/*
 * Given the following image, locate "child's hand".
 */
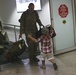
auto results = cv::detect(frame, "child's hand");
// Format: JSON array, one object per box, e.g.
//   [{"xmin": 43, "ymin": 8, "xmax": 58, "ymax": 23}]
[
  {"xmin": 34, "ymin": 39, "xmax": 38, "ymax": 43},
  {"xmin": 28, "ymin": 34, "xmax": 32, "ymax": 38},
  {"xmin": 28, "ymin": 34, "xmax": 38, "ymax": 43}
]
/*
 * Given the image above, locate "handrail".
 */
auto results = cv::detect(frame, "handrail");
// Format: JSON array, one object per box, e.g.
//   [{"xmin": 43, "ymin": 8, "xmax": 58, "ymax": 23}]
[
  {"xmin": 3, "ymin": 23, "xmax": 20, "ymax": 42},
  {"xmin": 3, "ymin": 23, "xmax": 20, "ymax": 27}
]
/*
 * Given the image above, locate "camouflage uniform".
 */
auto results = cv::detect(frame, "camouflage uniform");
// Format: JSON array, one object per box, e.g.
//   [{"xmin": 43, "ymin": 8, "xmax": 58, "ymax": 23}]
[{"xmin": 19, "ymin": 9, "xmax": 43, "ymax": 61}]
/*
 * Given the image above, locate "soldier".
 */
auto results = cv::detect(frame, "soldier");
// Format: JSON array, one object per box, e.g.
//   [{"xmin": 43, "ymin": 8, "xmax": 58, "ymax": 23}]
[{"xmin": 19, "ymin": 3, "xmax": 43, "ymax": 63}]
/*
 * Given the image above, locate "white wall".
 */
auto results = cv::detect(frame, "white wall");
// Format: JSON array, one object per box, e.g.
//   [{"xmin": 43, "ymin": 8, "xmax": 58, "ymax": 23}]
[{"xmin": 0, "ymin": 0, "xmax": 51, "ymax": 26}]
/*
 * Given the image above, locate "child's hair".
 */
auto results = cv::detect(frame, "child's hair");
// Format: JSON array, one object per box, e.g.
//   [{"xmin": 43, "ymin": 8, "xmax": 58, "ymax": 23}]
[{"xmin": 41, "ymin": 27, "xmax": 49, "ymax": 35}]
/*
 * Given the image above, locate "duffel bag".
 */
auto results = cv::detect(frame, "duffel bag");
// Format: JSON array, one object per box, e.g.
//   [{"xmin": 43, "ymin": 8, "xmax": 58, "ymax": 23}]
[
  {"xmin": 5, "ymin": 39, "xmax": 26, "ymax": 61},
  {"xmin": 35, "ymin": 25, "xmax": 56, "ymax": 39}
]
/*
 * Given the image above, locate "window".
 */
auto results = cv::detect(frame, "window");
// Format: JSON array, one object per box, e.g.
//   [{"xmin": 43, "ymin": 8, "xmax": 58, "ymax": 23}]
[{"xmin": 16, "ymin": 0, "xmax": 42, "ymax": 12}]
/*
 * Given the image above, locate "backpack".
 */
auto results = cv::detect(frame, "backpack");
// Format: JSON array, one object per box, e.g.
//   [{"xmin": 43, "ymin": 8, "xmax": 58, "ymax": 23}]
[
  {"xmin": 35, "ymin": 26, "xmax": 56, "ymax": 39},
  {"xmin": 5, "ymin": 39, "xmax": 26, "ymax": 61}
]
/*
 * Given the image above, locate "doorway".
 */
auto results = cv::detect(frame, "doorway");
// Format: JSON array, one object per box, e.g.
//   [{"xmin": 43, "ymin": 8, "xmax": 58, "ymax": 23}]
[{"xmin": 49, "ymin": 0, "xmax": 76, "ymax": 55}]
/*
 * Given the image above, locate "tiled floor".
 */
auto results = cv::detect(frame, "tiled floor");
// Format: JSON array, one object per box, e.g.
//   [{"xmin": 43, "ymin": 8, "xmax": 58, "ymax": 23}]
[
  {"xmin": 0, "ymin": 50, "xmax": 76, "ymax": 75},
  {"xmin": 1, "ymin": 26, "xmax": 76, "ymax": 75}
]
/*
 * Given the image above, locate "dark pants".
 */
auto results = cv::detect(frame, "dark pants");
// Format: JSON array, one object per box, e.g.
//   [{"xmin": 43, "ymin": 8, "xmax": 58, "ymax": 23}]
[{"xmin": 26, "ymin": 34, "xmax": 38, "ymax": 61}]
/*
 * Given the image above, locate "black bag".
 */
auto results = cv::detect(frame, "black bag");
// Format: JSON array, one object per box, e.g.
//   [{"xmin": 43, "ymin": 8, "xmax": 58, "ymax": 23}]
[
  {"xmin": 5, "ymin": 39, "xmax": 26, "ymax": 61},
  {"xmin": 35, "ymin": 29, "xmax": 42, "ymax": 39},
  {"xmin": 35, "ymin": 26, "xmax": 56, "ymax": 39},
  {"xmin": 35, "ymin": 26, "xmax": 44, "ymax": 39},
  {"xmin": 48, "ymin": 26, "xmax": 56, "ymax": 38},
  {"xmin": 51, "ymin": 28, "xmax": 56, "ymax": 38}
]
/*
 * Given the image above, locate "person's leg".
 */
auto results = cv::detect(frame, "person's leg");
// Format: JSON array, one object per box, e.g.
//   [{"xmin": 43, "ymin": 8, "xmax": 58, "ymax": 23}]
[
  {"xmin": 26, "ymin": 36, "xmax": 39, "ymax": 62},
  {"xmin": 40, "ymin": 52, "xmax": 46, "ymax": 69},
  {"xmin": 40, "ymin": 60, "xmax": 46, "ymax": 69},
  {"xmin": 49, "ymin": 59, "xmax": 58, "ymax": 70},
  {"xmin": 26, "ymin": 36, "xmax": 34, "ymax": 62},
  {"xmin": 32, "ymin": 33, "xmax": 40, "ymax": 61},
  {"xmin": 29, "ymin": 33, "xmax": 39, "ymax": 62},
  {"xmin": 47, "ymin": 53, "xmax": 58, "ymax": 70},
  {"xmin": 28, "ymin": 42, "xmax": 35, "ymax": 62},
  {"xmin": 33, "ymin": 43, "xmax": 39, "ymax": 62}
]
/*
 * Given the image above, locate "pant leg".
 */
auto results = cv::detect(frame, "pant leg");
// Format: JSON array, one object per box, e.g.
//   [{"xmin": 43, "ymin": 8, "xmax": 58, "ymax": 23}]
[{"xmin": 26, "ymin": 35, "xmax": 38, "ymax": 61}]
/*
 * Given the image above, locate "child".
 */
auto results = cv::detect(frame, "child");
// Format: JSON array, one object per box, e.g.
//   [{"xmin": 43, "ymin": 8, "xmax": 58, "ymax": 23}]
[{"xmin": 28, "ymin": 26, "xmax": 58, "ymax": 70}]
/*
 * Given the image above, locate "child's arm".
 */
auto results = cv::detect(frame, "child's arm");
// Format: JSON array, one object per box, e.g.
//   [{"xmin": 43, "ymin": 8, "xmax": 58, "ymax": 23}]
[{"xmin": 28, "ymin": 34, "xmax": 38, "ymax": 42}]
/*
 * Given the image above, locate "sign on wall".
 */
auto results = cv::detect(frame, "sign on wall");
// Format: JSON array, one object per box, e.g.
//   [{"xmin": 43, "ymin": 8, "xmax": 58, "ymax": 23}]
[
  {"xmin": 16, "ymin": 0, "xmax": 42, "ymax": 13},
  {"xmin": 58, "ymin": 4, "xmax": 68, "ymax": 18}
]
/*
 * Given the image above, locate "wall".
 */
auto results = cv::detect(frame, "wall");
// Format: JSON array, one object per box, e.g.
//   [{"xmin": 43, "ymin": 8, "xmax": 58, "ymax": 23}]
[{"xmin": 0, "ymin": 0, "xmax": 51, "ymax": 26}]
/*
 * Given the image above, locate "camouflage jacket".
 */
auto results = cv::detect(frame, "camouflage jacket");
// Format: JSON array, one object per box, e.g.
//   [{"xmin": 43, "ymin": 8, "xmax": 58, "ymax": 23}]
[{"xmin": 19, "ymin": 9, "xmax": 43, "ymax": 35}]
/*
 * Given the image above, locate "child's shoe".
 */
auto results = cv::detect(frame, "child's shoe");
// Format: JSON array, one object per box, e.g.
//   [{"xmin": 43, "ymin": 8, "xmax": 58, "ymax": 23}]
[{"xmin": 53, "ymin": 63, "xmax": 58, "ymax": 70}]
